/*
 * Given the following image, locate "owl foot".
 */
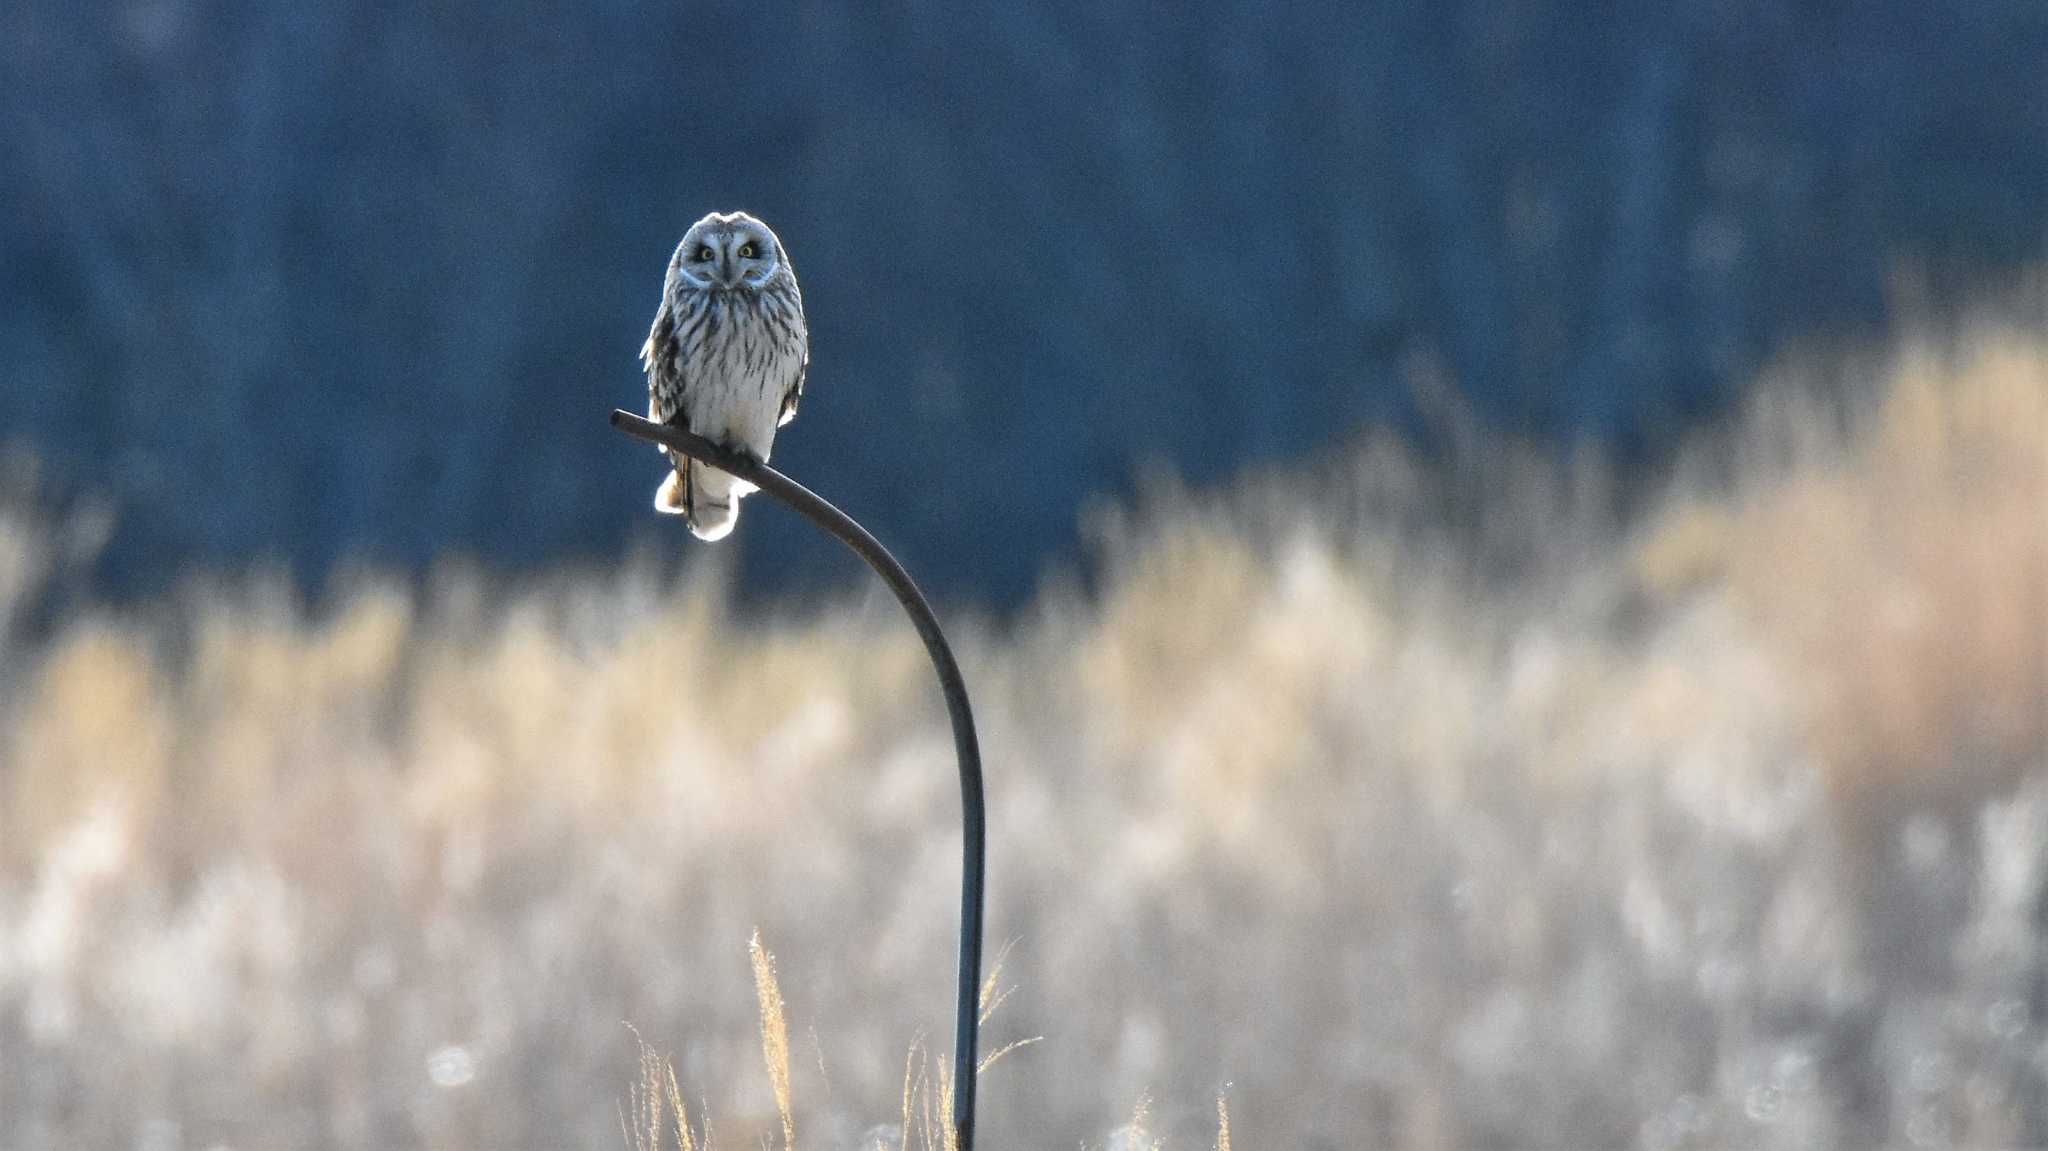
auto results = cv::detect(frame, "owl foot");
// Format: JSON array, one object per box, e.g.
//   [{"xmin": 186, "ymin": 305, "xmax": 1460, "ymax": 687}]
[{"xmin": 716, "ymin": 440, "xmax": 767, "ymax": 468}]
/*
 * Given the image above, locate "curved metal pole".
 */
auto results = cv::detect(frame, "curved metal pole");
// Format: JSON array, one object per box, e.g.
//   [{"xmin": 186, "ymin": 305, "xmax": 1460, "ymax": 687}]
[{"xmin": 609, "ymin": 410, "xmax": 986, "ymax": 1149}]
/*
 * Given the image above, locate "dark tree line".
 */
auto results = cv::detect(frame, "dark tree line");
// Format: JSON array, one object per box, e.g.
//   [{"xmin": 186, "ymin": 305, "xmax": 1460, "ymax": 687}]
[{"xmin": 4, "ymin": 2, "xmax": 2043, "ymax": 602}]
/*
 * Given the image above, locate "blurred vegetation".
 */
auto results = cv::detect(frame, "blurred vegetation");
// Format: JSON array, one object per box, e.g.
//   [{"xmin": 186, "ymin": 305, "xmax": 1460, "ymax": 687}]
[{"xmin": 0, "ymin": 312, "xmax": 2043, "ymax": 1147}]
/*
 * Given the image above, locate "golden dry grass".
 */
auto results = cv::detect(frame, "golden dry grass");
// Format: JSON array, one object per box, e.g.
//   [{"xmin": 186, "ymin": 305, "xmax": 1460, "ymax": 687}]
[
  {"xmin": 625, "ymin": 933, "xmax": 1060, "ymax": 1151},
  {"xmin": 0, "ymin": 308, "xmax": 2042, "ymax": 1147},
  {"xmin": 1641, "ymin": 320, "xmax": 2046, "ymax": 818},
  {"xmin": 749, "ymin": 929, "xmax": 796, "ymax": 1150}
]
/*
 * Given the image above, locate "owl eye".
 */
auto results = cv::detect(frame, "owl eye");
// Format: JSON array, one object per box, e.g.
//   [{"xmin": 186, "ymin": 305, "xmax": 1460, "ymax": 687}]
[
  {"xmin": 738, "ymin": 241, "xmax": 757, "ymax": 259},
  {"xmin": 696, "ymin": 245, "xmax": 716, "ymax": 262}
]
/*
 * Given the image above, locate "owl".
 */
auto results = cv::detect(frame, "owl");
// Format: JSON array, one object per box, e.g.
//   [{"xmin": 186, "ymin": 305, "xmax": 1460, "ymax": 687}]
[{"xmin": 640, "ymin": 210, "xmax": 809, "ymax": 540}]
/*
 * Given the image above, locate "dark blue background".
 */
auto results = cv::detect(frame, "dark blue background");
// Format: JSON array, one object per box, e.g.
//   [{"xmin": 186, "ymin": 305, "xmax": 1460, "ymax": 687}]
[{"xmin": 6, "ymin": 3, "xmax": 2043, "ymax": 603}]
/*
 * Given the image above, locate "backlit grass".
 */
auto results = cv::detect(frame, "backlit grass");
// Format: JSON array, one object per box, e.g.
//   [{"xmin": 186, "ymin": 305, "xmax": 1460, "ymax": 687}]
[{"xmin": 1, "ymin": 305, "xmax": 2042, "ymax": 1147}]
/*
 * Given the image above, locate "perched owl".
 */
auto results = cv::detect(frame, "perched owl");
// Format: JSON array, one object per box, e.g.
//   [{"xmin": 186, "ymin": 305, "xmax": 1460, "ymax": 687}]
[{"xmin": 641, "ymin": 211, "xmax": 809, "ymax": 540}]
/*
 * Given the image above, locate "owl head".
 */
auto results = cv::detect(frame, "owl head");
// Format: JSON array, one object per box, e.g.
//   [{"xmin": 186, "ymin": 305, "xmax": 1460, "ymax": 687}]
[{"xmin": 667, "ymin": 211, "xmax": 789, "ymax": 294}]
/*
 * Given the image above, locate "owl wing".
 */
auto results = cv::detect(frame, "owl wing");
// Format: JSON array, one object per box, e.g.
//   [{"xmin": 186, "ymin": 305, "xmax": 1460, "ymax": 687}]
[
  {"xmin": 642, "ymin": 295, "xmax": 694, "ymax": 480},
  {"xmin": 777, "ymin": 345, "xmax": 807, "ymax": 427},
  {"xmin": 643, "ymin": 296, "xmax": 681, "ymax": 414}
]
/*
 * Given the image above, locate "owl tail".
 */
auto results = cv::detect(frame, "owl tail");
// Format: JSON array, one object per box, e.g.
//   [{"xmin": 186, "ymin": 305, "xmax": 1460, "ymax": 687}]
[{"xmin": 654, "ymin": 459, "xmax": 740, "ymax": 541}]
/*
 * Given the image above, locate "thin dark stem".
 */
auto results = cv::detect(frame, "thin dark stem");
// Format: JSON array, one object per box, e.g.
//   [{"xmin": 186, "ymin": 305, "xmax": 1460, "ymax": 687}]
[{"xmin": 609, "ymin": 410, "xmax": 987, "ymax": 1150}]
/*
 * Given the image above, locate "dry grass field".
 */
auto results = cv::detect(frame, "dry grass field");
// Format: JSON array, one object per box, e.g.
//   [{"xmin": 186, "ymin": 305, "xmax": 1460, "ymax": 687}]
[{"xmin": 1, "ymin": 307, "xmax": 2043, "ymax": 1148}]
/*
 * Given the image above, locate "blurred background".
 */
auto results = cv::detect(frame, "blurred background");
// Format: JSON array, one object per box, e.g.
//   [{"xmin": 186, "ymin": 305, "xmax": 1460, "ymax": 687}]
[{"xmin": 2, "ymin": 3, "xmax": 2044, "ymax": 1148}]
